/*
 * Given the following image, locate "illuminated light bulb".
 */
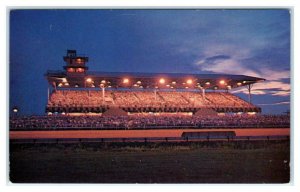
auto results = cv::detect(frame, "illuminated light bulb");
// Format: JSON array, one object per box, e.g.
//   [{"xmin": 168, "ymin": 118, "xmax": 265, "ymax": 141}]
[
  {"xmin": 159, "ymin": 78, "xmax": 165, "ymax": 84},
  {"xmin": 123, "ymin": 78, "xmax": 129, "ymax": 84},
  {"xmin": 187, "ymin": 79, "xmax": 193, "ymax": 84},
  {"xmin": 219, "ymin": 80, "xmax": 225, "ymax": 85}
]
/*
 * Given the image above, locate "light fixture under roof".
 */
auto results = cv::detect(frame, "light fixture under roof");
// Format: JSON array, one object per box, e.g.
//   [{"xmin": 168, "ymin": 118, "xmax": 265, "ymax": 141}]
[
  {"xmin": 159, "ymin": 78, "xmax": 165, "ymax": 84},
  {"xmin": 86, "ymin": 78, "xmax": 92, "ymax": 83},
  {"xmin": 186, "ymin": 79, "xmax": 193, "ymax": 84},
  {"xmin": 123, "ymin": 78, "xmax": 129, "ymax": 84}
]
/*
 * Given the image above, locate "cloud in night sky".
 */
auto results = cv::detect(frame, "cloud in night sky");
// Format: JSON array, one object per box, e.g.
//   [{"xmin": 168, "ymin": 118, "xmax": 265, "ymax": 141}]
[
  {"xmin": 256, "ymin": 101, "xmax": 290, "ymax": 106},
  {"xmin": 185, "ymin": 10, "xmax": 291, "ymax": 98},
  {"xmin": 195, "ymin": 52, "xmax": 290, "ymax": 96}
]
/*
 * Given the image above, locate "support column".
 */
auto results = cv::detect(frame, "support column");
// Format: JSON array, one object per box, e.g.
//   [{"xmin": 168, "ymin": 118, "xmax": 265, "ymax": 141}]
[
  {"xmin": 154, "ymin": 89, "xmax": 157, "ymax": 101},
  {"xmin": 53, "ymin": 82, "xmax": 57, "ymax": 92},
  {"xmin": 202, "ymin": 88, "xmax": 205, "ymax": 99},
  {"xmin": 47, "ymin": 86, "xmax": 50, "ymax": 103},
  {"xmin": 247, "ymin": 84, "xmax": 253, "ymax": 104},
  {"xmin": 102, "ymin": 87, "xmax": 105, "ymax": 101}
]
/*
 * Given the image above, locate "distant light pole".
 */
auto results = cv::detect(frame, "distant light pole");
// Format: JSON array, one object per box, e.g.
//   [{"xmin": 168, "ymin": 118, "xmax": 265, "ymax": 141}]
[
  {"xmin": 12, "ymin": 107, "xmax": 19, "ymax": 117},
  {"xmin": 100, "ymin": 83, "xmax": 106, "ymax": 103}
]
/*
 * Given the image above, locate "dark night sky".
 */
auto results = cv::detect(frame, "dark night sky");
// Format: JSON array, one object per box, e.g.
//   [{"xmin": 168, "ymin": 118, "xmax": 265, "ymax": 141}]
[{"xmin": 9, "ymin": 9, "xmax": 291, "ymax": 115}]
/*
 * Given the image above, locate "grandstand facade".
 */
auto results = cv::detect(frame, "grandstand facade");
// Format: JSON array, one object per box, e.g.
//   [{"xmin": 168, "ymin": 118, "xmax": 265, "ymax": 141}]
[{"xmin": 45, "ymin": 50, "xmax": 265, "ymax": 116}]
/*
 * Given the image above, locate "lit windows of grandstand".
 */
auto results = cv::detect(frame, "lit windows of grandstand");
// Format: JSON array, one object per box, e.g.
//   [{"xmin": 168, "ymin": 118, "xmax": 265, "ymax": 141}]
[{"xmin": 67, "ymin": 68, "xmax": 75, "ymax": 73}]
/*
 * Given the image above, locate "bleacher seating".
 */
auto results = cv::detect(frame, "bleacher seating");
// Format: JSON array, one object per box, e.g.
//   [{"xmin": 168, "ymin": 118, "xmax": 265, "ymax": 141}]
[{"xmin": 47, "ymin": 90, "xmax": 259, "ymax": 113}]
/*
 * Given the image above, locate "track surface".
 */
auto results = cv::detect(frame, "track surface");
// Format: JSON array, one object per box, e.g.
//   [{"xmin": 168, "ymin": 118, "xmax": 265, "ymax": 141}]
[{"xmin": 10, "ymin": 128, "xmax": 290, "ymax": 139}]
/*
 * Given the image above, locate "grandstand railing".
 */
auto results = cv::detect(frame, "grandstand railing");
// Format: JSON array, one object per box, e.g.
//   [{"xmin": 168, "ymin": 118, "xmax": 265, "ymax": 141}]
[
  {"xmin": 10, "ymin": 135, "xmax": 290, "ymax": 144},
  {"xmin": 9, "ymin": 124, "xmax": 290, "ymax": 131}
]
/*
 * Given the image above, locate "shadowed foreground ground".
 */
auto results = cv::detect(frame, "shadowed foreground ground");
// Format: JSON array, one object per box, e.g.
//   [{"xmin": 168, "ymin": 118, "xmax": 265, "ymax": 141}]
[{"xmin": 9, "ymin": 140, "xmax": 290, "ymax": 183}]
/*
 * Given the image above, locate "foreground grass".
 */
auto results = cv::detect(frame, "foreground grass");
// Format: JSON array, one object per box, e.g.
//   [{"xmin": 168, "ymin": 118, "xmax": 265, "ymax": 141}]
[{"xmin": 9, "ymin": 140, "xmax": 290, "ymax": 183}]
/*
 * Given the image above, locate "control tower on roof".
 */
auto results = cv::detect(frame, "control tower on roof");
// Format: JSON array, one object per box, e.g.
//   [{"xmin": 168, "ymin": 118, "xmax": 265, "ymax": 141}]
[{"xmin": 63, "ymin": 50, "xmax": 89, "ymax": 76}]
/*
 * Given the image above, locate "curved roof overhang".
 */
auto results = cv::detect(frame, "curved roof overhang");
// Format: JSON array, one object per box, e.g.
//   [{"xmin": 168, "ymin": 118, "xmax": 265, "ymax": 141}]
[{"xmin": 45, "ymin": 70, "xmax": 265, "ymax": 90}]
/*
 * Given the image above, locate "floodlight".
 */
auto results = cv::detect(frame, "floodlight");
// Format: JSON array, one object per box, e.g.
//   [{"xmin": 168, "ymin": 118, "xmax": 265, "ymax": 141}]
[
  {"xmin": 123, "ymin": 78, "xmax": 129, "ymax": 84},
  {"xmin": 13, "ymin": 107, "xmax": 18, "ymax": 113},
  {"xmin": 86, "ymin": 78, "xmax": 92, "ymax": 83},
  {"xmin": 187, "ymin": 79, "xmax": 193, "ymax": 84},
  {"xmin": 219, "ymin": 80, "xmax": 225, "ymax": 85}
]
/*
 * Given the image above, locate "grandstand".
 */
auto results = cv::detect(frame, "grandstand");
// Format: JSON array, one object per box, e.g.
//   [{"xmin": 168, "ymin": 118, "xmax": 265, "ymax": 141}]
[
  {"xmin": 10, "ymin": 50, "xmax": 290, "ymax": 138},
  {"xmin": 10, "ymin": 50, "xmax": 290, "ymax": 130},
  {"xmin": 45, "ymin": 50, "xmax": 264, "ymax": 116}
]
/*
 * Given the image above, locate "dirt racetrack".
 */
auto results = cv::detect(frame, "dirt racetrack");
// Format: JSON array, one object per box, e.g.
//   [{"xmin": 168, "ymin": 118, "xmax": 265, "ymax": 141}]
[{"xmin": 10, "ymin": 128, "xmax": 290, "ymax": 139}]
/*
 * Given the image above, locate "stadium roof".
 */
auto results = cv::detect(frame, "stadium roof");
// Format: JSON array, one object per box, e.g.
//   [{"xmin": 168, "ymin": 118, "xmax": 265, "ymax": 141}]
[{"xmin": 46, "ymin": 70, "xmax": 265, "ymax": 90}]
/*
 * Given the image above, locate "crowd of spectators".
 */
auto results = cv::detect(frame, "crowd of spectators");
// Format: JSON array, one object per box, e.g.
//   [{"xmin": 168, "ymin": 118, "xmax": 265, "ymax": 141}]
[
  {"xmin": 158, "ymin": 92, "xmax": 189, "ymax": 106},
  {"xmin": 205, "ymin": 92, "xmax": 252, "ymax": 108},
  {"xmin": 10, "ymin": 114, "xmax": 290, "ymax": 130},
  {"xmin": 112, "ymin": 91, "xmax": 138, "ymax": 106},
  {"xmin": 47, "ymin": 90, "xmax": 256, "ymax": 109}
]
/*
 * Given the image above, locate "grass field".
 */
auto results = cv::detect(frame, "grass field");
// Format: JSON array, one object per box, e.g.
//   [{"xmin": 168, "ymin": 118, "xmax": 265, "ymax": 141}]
[{"xmin": 9, "ymin": 140, "xmax": 290, "ymax": 183}]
